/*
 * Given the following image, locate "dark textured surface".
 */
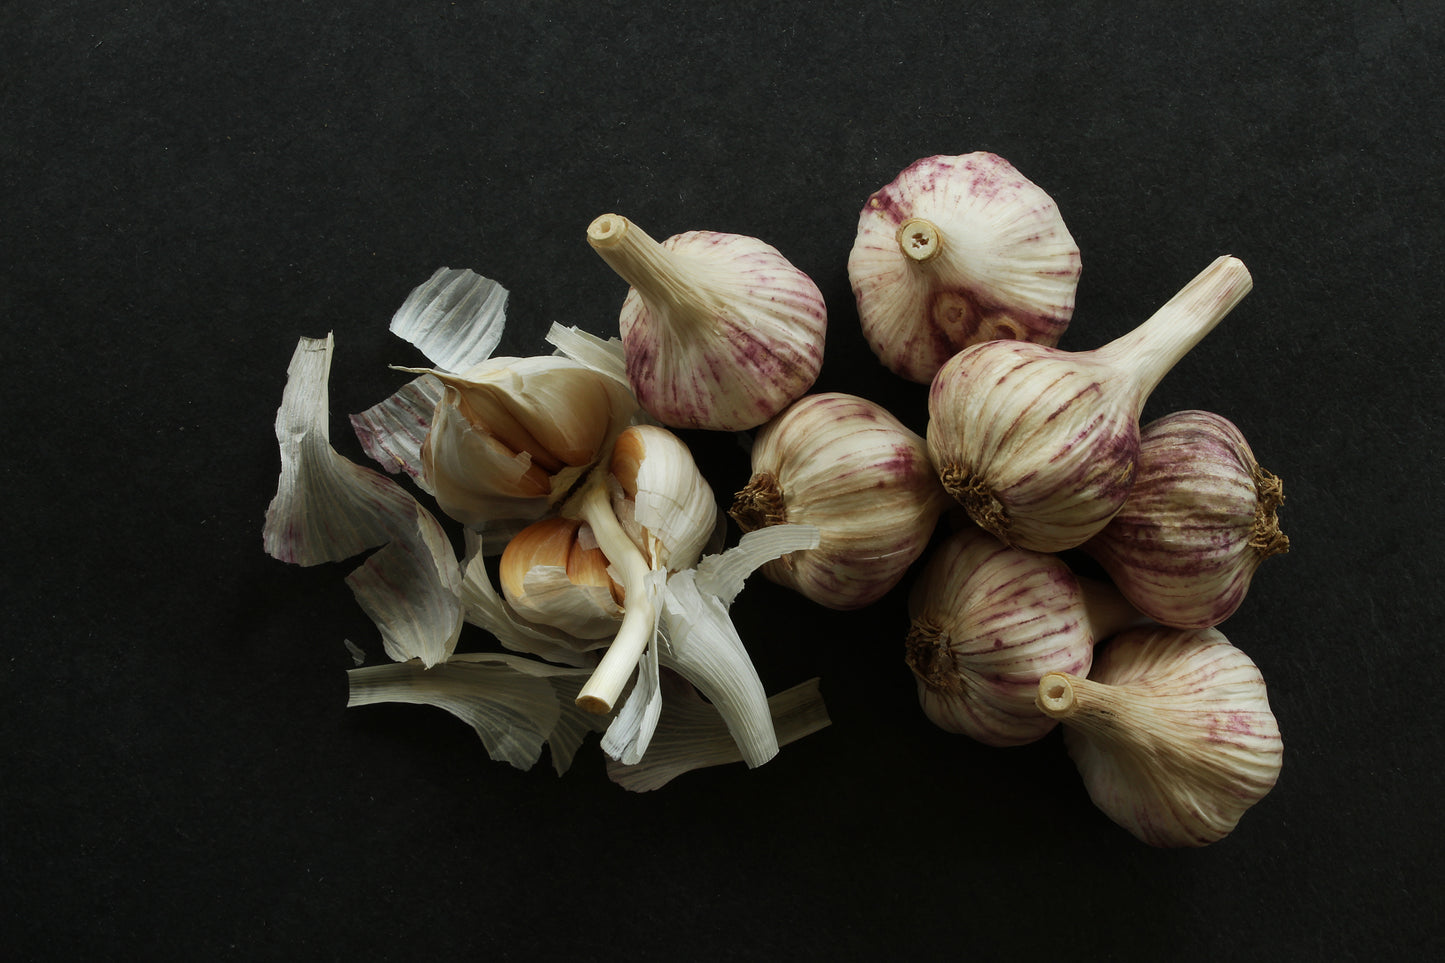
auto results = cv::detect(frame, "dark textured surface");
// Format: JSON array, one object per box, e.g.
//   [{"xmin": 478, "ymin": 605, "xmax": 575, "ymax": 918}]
[{"xmin": 3, "ymin": 1, "xmax": 1441, "ymax": 958}]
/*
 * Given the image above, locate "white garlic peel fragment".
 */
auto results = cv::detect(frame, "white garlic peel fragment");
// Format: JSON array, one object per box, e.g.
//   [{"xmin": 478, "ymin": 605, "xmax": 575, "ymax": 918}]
[
  {"xmin": 927, "ymin": 255, "xmax": 1253, "ymax": 553},
  {"xmin": 544, "ymin": 322, "xmax": 631, "ymax": 389},
  {"xmin": 350, "ymin": 374, "xmax": 444, "ymax": 491},
  {"xmin": 1036, "ymin": 625, "xmax": 1283, "ymax": 847},
  {"xmin": 848, "ymin": 153, "xmax": 1081, "ymax": 383},
  {"xmin": 730, "ymin": 392, "xmax": 949, "ymax": 610},
  {"xmin": 388, "ymin": 267, "xmax": 507, "ymax": 373},
  {"xmin": 587, "ymin": 213, "xmax": 827, "ymax": 431}
]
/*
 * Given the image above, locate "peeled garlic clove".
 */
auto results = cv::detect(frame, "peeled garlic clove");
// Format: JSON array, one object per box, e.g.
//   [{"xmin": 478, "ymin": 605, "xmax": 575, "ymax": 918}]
[
  {"xmin": 848, "ymin": 153, "xmax": 1081, "ymax": 383},
  {"xmin": 729, "ymin": 392, "xmax": 948, "ymax": 610},
  {"xmin": 927, "ymin": 255, "xmax": 1253, "ymax": 552},
  {"xmin": 1036, "ymin": 625, "xmax": 1283, "ymax": 847},
  {"xmin": 587, "ymin": 214, "xmax": 827, "ymax": 431},
  {"xmin": 1084, "ymin": 410, "xmax": 1290, "ymax": 628},
  {"xmin": 904, "ymin": 527, "xmax": 1138, "ymax": 747},
  {"xmin": 499, "ymin": 516, "xmax": 624, "ymax": 640}
]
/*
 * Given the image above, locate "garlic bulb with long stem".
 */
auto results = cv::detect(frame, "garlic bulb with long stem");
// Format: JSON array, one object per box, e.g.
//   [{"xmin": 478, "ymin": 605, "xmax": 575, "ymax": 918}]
[
  {"xmin": 927, "ymin": 255, "xmax": 1253, "ymax": 553},
  {"xmin": 586, "ymin": 213, "xmax": 827, "ymax": 431},
  {"xmin": 1083, "ymin": 409, "xmax": 1290, "ymax": 628},
  {"xmin": 729, "ymin": 392, "xmax": 949, "ymax": 610},
  {"xmin": 904, "ymin": 526, "xmax": 1141, "ymax": 747},
  {"xmin": 1036, "ymin": 625, "xmax": 1283, "ymax": 847},
  {"xmin": 848, "ymin": 153, "xmax": 1082, "ymax": 383}
]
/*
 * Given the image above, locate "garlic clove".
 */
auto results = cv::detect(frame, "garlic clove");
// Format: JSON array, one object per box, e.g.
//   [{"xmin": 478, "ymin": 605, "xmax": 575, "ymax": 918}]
[
  {"xmin": 1036, "ymin": 625, "xmax": 1283, "ymax": 847},
  {"xmin": 1083, "ymin": 409, "xmax": 1290, "ymax": 628},
  {"xmin": 848, "ymin": 153, "xmax": 1081, "ymax": 383},
  {"xmin": 499, "ymin": 516, "xmax": 625, "ymax": 640},
  {"xmin": 609, "ymin": 424, "xmax": 720, "ymax": 573},
  {"xmin": 927, "ymin": 255, "xmax": 1253, "ymax": 552},
  {"xmin": 587, "ymin": 214, "xmax": 827, "ymax": 431},
  {"xmin": 729, "ymin": 392, "xmax": 949, "ymax": 610}
]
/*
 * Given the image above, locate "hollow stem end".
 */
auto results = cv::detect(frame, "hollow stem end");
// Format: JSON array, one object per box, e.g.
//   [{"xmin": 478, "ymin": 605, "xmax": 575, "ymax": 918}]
[
  {"xmin": 897, "ymin": 217, "xmax": 943, "ymax": 263},
  {"xmin": 1036, "ymin": 673, "xmax": 1078, "ymax": 718}
]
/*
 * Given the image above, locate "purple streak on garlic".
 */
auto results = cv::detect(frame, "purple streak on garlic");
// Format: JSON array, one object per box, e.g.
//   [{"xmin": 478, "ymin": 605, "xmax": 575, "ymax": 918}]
[
  {"xmin": 1036, "ymin": 625, "xmax": 1283, "ymax": 847},
  {"xmin": 927, "ymin": 255, "xmax": 1253, "ymax": 553},
  {"xmin": 904, "ymin": 527, "xmax": 1140, "ymax": 747},
  {"xmin": 1084, "ymin": 410, "xmax": 1289, "ymax": 628},
  {"xmin": 848, "ymin": 153, "xmax": 1081, "ymax": 383},
  {"xmin": 587, "ymin": 214, "xmax": 827, "ymax": 431},
  {"xmin": 728, "ymin": 392, "xmax": 948, "ymax": 610}
]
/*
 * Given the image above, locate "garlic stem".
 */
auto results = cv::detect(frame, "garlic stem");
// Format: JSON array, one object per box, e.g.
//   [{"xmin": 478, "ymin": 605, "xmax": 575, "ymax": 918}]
[
  {"xmin": 1098, "ymin": 255, "xmax": 1253, "ymax": 404},
  {"xmin": 896, "ymin": 217, "xmax": 943, "ymax": 263},
  {"xmin": 587, "ymin": 214, "xmax": 717, "ymax": 321},
  {"xmin": 569, "ymin": 475, "xmax": 658, "ymax": 714}
]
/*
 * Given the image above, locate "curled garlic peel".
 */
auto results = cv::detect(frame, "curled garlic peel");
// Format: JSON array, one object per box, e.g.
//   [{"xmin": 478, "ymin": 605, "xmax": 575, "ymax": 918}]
[
  {"xmin": 1036, "ymin": 625, "xmax": 1283, "ymax": 847},
  {"xmin": 848, "ymin": 152, "xmax": 1081, "ymax": 383}
]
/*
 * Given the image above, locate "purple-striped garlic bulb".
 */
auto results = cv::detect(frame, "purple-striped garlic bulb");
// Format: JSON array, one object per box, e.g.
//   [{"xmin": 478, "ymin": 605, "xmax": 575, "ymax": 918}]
[
  {"xmin": 847, "ymin": 152, "xmax": 1081, "ymax": 384},
  {"xmin": 728, "ymin": 393, "xmax": 949, "ymax": 610},
  {"xmin": 586, "ymin": 214, "xmax": 827, "ymax": 431},
  {"xmin": 1083, "ymin": 410, "xmax": 1290, "ymax": 628},
  {"xmin": 1036, "ymin": 625, "xmax": 1283, "ymax": 847},
  {"xmin": 904, "ymin": 526, "xmax": 1141, "ymax": 747},
  {"xmin": 927, "ymin": 255, "xmax": 1253, "ymax": 553}
]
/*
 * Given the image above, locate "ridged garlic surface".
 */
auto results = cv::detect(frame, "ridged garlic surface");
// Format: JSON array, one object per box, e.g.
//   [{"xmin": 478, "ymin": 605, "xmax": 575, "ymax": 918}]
[
  {"xmin": 848, "ymin": 153, "xmax": 1081, "ymax": 383},
  {"xmin": 927, "ymin": 255, "xmax": 1253, "ymax": 552},
  {"xmin": 587, "ymin": 214, "xmax": 826, "ymax": 431},
  {"xmin": 1084, "ymin": 410, "xmax": 1290, "ymax": 628},
  {"xmin": 729, "ymin": 392, "xmax": 948, "ymax": 610},
  {"xmin": 1037, "ymin": 626, "xmax": 1283, "ymax": 847},
  {"xmin": 608, "ymin": 424, "xmax": 719, "ymax": 573}
]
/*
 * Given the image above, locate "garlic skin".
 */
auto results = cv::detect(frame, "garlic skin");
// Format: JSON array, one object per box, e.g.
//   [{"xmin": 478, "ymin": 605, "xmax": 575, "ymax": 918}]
[
  {"xmin": 608, "ymin": 424, "xmax": 720, "ymax": 573},
  {"xmin": 927, "ymin": 255, "xmax": 1253, "ymax": 553},
  {"xmin": 1084, "ymin": 410, "xmax": 1290, "ymax": 628},
  {"xmin": 848, "ymin": 153, "xmax": 1081, "ymax": 383},
  {"xmin": 904, "ymin": 527, "xmax": 1139, "ymax": 747},
  {"xmin": 587, "ymin": 214, "xmax": 827, "ymax": 431},
  {"xmin": 729, "ymin": 392, "xmax": 948, "ymax": 610},
  {"xmin": 1036, "ymin": 625, "xmax": 1283, "ymax": 847},
  {"xmin": 499, "ymin": 516, "xmax": 624, "ymax": 640}
]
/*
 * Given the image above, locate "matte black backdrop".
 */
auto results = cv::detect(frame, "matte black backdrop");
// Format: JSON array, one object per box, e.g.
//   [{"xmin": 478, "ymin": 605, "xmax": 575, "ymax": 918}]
[{"xmin": 4, "ymin": 1, "xmax": 1441, "ymax": 959}]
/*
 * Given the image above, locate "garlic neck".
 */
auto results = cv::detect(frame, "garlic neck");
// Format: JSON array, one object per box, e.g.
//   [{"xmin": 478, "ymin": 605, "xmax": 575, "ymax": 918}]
[{"xmin": 587, "ymin": 213, "xmax": 718, "ymax": 322}]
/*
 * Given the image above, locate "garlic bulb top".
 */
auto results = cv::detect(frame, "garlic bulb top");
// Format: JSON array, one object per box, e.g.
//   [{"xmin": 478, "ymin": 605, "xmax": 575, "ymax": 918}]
[
  {"xmin": 1084, "ymin": 410, "xmax": 1290, "ymax": 628},
  {"xmin": 419, "ymin": 355, "xmax": 638, "ymax": 528},
  {"xmin": 1036, "ymin": 625, "xmax": 1283, "ymax": 847},
  {"xmin": 848, "ymin": 153, "xmax": 1081, "ymax": 383},
  {"xmin": 587, "ymin": 214, "xmax": 827, "ymax": 431},
  {"xmin": 729, "ymin": 392, "xmax": 948, "ymax": 610},
  {"xmin": 927, "ymin": 255, "xmax": 1253, "ymax": 553},
  {"xmin": 904, "ymin": 526, "xmax": 1139, "ymax": 747}
]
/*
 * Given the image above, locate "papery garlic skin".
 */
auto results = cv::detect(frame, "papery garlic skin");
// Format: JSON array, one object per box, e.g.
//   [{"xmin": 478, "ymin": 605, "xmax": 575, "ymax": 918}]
[
  {"xmin": 848, "ymin": 153, "xmax": 1081, "ymax": 383},
  {"xmin": 729, "ymin": 392, "xmax": 948, "ymax": 610},
  {"xmin": 1037, "ymin": 625, "xmax": 1283, "ymax": 847},
  {"xmin": 927, "ymin": 255, "xmax": 1253, "ymax": 553},
  {"xmin": 587, "ymin": 214, "xmax": 826, "ymax": 431},
  {"xmin": 608, "ymin": 424, "xmax": 719, "ymax": 572},
  {"xmin": 1084, "ymin": 410, "xmax": 1290, "ymax": 628},
  {"xmin": 499, "ymin": 516, "xmax": 624, "ymax": 640}
]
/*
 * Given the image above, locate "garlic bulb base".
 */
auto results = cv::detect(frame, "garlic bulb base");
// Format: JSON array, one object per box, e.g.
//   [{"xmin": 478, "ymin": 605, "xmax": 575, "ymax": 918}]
[
  {"xmin": 896, "ymin": 217, "xmax": 942, "ymax": 262},
  {"xmin": 903, "ymin": 618, "xmax": 955, "ymax": 693},
  {"xmin": 729, "ymin": 472, "xmax": 788, "ymax": 532},
  {"xmin": 938, "ymin": 466, "xmax": 1010, "ymax": 542},
  {"xmin": 1250, "ymin": 464, "xmax": 1291, "ymax": 557}
]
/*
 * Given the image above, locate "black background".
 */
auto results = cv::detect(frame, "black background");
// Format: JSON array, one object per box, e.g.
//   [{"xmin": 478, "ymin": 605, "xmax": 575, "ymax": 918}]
[{"xmin": 5, "ymin": 1, "xmax": 1442, "ymax": 959}]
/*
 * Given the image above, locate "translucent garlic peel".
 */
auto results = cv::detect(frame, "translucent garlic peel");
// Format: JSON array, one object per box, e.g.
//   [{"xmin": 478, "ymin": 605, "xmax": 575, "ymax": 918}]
[
  {"xmin": 349, "ymin": 373, "xmax": 444, "ymax": 491},
  {"xmin": 1037, "ymin": 625, "xmax": 1283, "ymax": 847},
  {"xmin": 388, "ymin": 267, "xmax": 507, "ymax": 373},
  {"xmin": 848, "ymin": 153, "xmax": 1081, "ymax": 383}
]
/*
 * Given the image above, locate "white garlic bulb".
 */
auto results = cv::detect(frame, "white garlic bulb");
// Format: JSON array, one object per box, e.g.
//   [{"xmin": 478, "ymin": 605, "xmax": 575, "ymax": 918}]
[
  {"xmin": 499, "ymin": 516, "xmax": 623, "ymax": 640},
  {"xmin": 1036, "ymin": 625, "xmax": 1283, "ymax": 847},
  {"xmin": 587, "ymin": 214, "xmax": 827, "ymax": 431},
  {"xmin": 848, "ymin": 152, "xmax": 1081, "ymax": 383},
  {"xmin": 729, "ymin": 392, "xmax": 948, "ymax": 610},
  {"xmin": 927, "ymin": 255, "xmax": 1253, "ymax": 553},
  {"xmin": 905, "ymin": 526, "xmax": 1140, "ymax": 747}
]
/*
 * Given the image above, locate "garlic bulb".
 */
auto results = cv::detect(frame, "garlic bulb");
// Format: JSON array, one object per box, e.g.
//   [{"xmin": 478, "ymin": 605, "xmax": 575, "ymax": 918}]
[
  {"xmin": 1084, "ymin": 410, "xmax": 1290, "ymax": 628},
  {"xmin": 927, "ymin": 255, "xmax": 1253, "ymax": 553},
  {"xmin": 904, "ymin": 526, "xmax": 1140, "ymax": 747},
  {"xmin": 1036, "ymin": 625, "xmax": 1283, "ymax": 847},
  {"xmin": 416, "ymin": 356, "xmax": 638, "ymax": 528},
  {"xmin": 848, "ymin": 153, "xmax": 1081, "ymax": 383},
  {"xmin": 586, "ymin": 214, "xmax": 827, "ymax": 431},
  {"xmin": 729, "ymin": 392, "xmax": 948, "ymax": 609},
  {"xmin": 499, "ymin": 516, "xmax": 623, "ymax": 640}
]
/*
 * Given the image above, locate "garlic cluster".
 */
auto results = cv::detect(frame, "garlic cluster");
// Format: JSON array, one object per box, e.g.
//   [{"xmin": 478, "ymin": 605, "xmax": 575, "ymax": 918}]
[{"xmin": 729, "ymin": 392, "xmax": 949, "ymax": 610}]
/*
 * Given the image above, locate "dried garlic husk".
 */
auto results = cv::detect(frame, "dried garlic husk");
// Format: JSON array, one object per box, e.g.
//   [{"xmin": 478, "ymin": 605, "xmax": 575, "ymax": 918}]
[
  {"xmin": 927, "ymin": 255, "xmax": 1253, "ymax": 553},
  {"xmin": 587, "ymin": 213, "xmax": 827, "ymax": 431},
  {"xmin": 1036, "ymin": 625, "xmax": 1283, "ymax": 847},
  {"xmin": 904, "ymin": 527, "xmax": 1140, "ymax": 747},
  {"xmin": 729, "ymin": 392, "xmax": 949, "ymax": 610},
  {"xmin": 499, "ymin": 516, "xmax": 624, "ymax": 639},
  {"xmin": 1083, "ymin": 409, "xmax": 1289, "ymax": 628},
  {"xmin": 848, "ymin": 153, "xmax": 1081, "ymax": 383}
]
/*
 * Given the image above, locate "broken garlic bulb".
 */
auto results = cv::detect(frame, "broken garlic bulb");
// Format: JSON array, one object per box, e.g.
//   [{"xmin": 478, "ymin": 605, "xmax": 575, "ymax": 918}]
[
  {"xmin": 499, "ymin": 516, "xmax": 623, "ymax": 640},
  {"xmin": 848, "ymin": 152, "xmax": 1081, "ymax": 383},
  {"xmin": 1036, "ymin": 625, "xmax": 1283, "ymax": 847},
  {"xmin": 587, "ymin": 213, "xmax": 827, "ymax": 431}
]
